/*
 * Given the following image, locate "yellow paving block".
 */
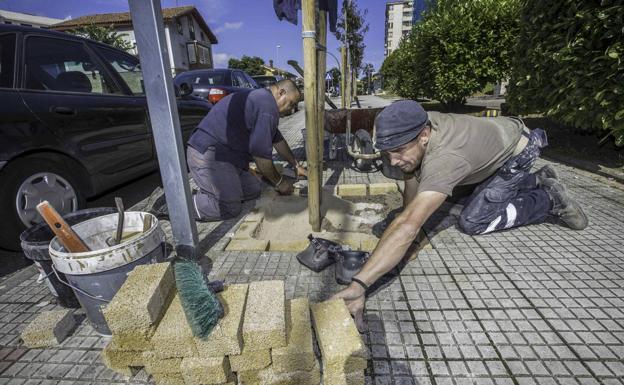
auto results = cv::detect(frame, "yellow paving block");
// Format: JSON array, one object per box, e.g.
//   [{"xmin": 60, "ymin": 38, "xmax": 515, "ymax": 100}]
[
  {"xmin": 233, "ymin": 221, "xmax": 261, "ymax": 239},
  {"xmin": 195, "ymin": 284, "xmax": 248, "ymax": 357},
  {"xmin": 266, "ymin": 239, "xmax": 310, "ymax": 252},
  {"xmin": 151, "ymin": 294, "xmax": 197, "ymax": 359},
  {"xmin": 142, "ymin": 351, "xmax": 182, "ymax": 374},
  {"xmin": 272, "ymin": 298, "xmax": 316, "ymax": 373},
  {"xmin": 225, "ymin": 239, "xmax": 269, "ymax": 251},
  {"xmin": 310, "ymin": 299, "xmax": 368, "ymax": 374},
  {"xmin": 180, "ymin": 356, "xmax": 231, "ymax": 385},
  {"xmin": 324, "ymin": 370, "xmax": 365, "ymax": 385},
  {"xmin": 21, "ymin": 309, "xmax": 75, "ymax": 348},
  {"xmin": 229, "ymin": 347, "xmax": 271, "ymax": 372},
  {"xmin": 368, "ymin": 182, "xmax": 399, "ymax": 195},
  {"xmin": 243, "ymin": 280, "xmax": 286, "ymax": 351},
  {"xmin": 337, "ymin": 184, "xmax": 367, "ymax": 197},
  {"xmin": 101, "ymin": 340, "xmax": 143, "ymax": 376}
]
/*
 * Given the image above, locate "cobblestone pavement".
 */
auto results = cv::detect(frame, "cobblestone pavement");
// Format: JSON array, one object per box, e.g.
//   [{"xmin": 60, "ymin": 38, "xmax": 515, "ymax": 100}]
[{"xmin": 1, "ymin": 95, "xmax": 623, "ymax": 385}]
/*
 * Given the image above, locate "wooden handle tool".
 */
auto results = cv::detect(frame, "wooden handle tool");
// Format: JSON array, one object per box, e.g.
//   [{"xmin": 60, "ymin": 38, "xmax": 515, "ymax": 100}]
[
  {"xmin": 113, "ymin": 197, "xmax": 125, "ymax": 245},
  {"xmin": 36, "ymin": 201, "xmax": 90, "ymax": 253}
]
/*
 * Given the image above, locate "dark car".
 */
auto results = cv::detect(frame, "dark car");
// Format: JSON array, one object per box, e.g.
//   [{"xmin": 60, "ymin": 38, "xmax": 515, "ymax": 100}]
[
  {"xmin": 252, "ymin": 74, "xmax": 284, "ymax": 88},
  {"xmin": 0, "ymin": 25, "xmax": 211, "ymax": 250},
  {"xmin": 174, "ymin": 68, "xmax": 259, "ymax": 104}
]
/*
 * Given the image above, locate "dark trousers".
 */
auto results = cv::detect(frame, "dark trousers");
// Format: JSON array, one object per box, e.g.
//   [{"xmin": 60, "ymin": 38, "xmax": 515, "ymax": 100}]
[
  {"xmin": 458, "ymin": 129, "xmax": 552, "ymax": 235},
  {"xmin": 187, "ymin": 146, "xmax": 261, "ymax": 221}
]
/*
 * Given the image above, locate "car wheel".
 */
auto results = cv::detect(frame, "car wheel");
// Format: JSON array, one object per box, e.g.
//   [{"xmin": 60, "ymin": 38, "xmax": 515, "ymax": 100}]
[
  {"xmin": 353, "ymin": 129, "xmax": 374, "ymax": 172},
  {"xmin": 0, "ymin": 156, "xmax": 85, "ymax": 251}
]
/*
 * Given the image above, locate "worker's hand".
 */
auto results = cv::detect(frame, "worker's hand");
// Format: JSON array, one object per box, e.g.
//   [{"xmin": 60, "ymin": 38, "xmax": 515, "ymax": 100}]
[
  {"xmin": 296, "ymin": 164, "xmax": 308, "ymax": 179},
  {"xmin": 331, "ymin": 283, "xmax": 366, "ymax": 332},
  {"xmin": 276, "ymin": 178, "xmax": 294, "ymax": 195}
]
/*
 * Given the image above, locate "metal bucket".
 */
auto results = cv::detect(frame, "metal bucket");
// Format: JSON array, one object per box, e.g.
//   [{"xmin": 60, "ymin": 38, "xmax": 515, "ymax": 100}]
[{"xmin": 49, "ymin": 212, "xmax": 165, "ymax": 335}]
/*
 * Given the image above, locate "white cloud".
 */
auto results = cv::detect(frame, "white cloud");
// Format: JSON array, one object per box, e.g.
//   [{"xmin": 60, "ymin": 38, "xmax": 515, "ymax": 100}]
[
  {"xmin": 214, "ymin": 21, "xmax": 243, "ymax": 34},
  {"xmin": 213, "ymin": 53, "xmax": 232, "ymax": 68}
]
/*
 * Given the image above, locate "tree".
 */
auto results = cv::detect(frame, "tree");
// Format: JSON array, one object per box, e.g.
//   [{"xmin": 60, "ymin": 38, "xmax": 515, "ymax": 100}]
[
  {"xmin": 334, "ymin": 0, "xmax": 370, "ymax": 75},
  {"xmin": 381, "ymin": 0, "xmax": 520, "ymax": 107},
  {"xmin": 228, "ymin": 55, "xmax": 266, "ymax": 76},
  {"xmin": 362, "ymin": 63, "xmax": 374, "ymax": 93},
  {"xmin": 69, "ymin": 24, "xmax": 134, "ymax": 52}
]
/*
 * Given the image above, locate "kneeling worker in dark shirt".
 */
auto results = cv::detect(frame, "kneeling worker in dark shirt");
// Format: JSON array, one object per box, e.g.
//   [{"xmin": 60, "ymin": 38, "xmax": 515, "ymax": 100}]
[{"xmin": 187, "ymin": 79, "xmax": 305, "ymax": 221}]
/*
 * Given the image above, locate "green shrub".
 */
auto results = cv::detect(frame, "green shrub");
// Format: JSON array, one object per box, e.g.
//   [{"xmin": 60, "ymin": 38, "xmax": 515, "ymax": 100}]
[
  {"xmin": 508, "ymin": 0, "xmax": 624, "ymax": 145},
  {"xmin": 381, "ymin": 0, "xmax": 520, "ymax": 107}
]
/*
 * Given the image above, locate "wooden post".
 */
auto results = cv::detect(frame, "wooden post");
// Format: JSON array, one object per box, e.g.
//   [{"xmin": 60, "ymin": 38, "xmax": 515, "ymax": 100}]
[
  {"xmin": 353, "ymin": 71, "xmax": 357, "ymax": 99},
  {"xmin": 341, "ymin": 46, "xmax": 347, "ymax": 109},
  {"xmin": 316, "ymin": 10, "xmax": 327, "ymax": 195},
  {"xmin": 302, "ymin": 0, "xmax": 321, "ymax": 231}
]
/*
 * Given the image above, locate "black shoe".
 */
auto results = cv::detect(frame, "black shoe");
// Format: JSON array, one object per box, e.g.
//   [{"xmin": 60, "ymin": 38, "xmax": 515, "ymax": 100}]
[
  {"xmin": 333, "ymin": 250, "xmax": 370, "ymax": 285},
  {"xmin": 296, "ymin": 235, "xmax": 340, "ymax": 272},
  {"xmin": 534, "ymin": 165, "xmax": 558, "ymax": 186},
  {"xmin": 542, "ymin": 178, "xmax": 588, "ymax": 230}
]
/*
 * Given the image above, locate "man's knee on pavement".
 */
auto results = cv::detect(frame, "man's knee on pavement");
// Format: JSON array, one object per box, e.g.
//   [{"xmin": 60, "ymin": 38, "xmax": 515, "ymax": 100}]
[{"xmin": 457, "ymin": 213, "xmax": 482, "ymax": 236}]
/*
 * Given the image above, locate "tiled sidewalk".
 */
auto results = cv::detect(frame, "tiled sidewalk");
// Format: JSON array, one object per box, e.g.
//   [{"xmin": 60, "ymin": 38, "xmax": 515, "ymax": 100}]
[{"xmin": 1, "ymin": 96, "xmax": 623, "ymax": 385}]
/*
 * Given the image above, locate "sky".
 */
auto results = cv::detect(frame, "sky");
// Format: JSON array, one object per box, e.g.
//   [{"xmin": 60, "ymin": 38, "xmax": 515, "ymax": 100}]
[{"xmin": 0, "ymin": 0, "xmax": 387, "ymax": 74}]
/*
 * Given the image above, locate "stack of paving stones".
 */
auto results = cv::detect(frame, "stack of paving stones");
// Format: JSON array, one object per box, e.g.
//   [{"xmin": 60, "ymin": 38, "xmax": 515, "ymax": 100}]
[{"xmin": 98, "ymin": 263, "xmax": 366, "ymax": 385}]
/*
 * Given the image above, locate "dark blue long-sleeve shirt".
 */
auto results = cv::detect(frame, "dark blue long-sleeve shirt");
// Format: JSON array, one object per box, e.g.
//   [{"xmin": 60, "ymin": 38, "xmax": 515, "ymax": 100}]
[{"xmin": 188, "ymin": 88, "xmax": 284, "ymax": 170}]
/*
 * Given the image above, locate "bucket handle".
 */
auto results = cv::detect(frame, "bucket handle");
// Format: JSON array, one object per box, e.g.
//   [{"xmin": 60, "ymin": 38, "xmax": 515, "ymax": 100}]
[{"xmin": 51, "ymin": 265, "xmax": 111, "ymax": 303}]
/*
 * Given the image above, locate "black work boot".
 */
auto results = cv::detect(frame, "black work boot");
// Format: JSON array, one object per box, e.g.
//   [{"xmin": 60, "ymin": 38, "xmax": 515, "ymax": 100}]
[
  {"xmin": 534, "ymin": 165, "xmax": 559, "ymax": 186},
  {"xmin": 542, "ymin": 178, "xmax": 588, "ymax": 230}
]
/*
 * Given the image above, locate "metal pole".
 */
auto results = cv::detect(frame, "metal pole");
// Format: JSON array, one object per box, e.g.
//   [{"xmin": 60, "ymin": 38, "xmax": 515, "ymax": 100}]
[
  {"xmin": 302, "ymin": 0, "xmax": 321, "ymax": 232},
  {"xmin": 128, "ymin": 0, "xmax": 198, "ymax": 257}
]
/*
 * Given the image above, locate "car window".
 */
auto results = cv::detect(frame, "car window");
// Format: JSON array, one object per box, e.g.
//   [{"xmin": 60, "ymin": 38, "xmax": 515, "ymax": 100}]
[
  {"xmin": 179, "ymin": 72, "xmax": 227, "ymax": 86},
  {"xmin": 95, "ymin": 46, "xmax": 144, "ymax": 95},
  {"xmin": 244, "ymin": 73, "xmax": 259, "ymax": 88},
  {"xmin": 0, "ymin": 34, "xmax": 15, "ymax": 88},
  {"xmin": 234, "ymin": 72, "xmax": 250, "ymax": 88},
  {"xmin": 24, "ymin": 36, "xmax": 117, "ymax": 94}
]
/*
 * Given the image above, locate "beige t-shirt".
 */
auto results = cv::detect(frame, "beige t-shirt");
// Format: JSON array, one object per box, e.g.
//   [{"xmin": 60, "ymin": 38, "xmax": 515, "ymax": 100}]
[{"xmin": 414, "ymin": 112, "xmax": 525, "ymax": 196}]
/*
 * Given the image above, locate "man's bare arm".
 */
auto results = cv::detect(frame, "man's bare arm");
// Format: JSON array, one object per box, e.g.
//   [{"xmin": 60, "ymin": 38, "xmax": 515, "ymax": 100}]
[
  {"xmin": 331, "ymin": 190, "xmax": 446, "ymax": 330},
  {"xmin": 355, "ymin": 190, "xmax": 447, "ymax": 285},
  {"xmin": 272, "ymin": 139, "xmax": 298, "ymax": 167},
  {"xmin": 253, "ymin": 157, "xmax": 281, "ymax": 185},
  {"xmin": 403, "ymin": 176, "xmax": 419, "ymax": 207}
]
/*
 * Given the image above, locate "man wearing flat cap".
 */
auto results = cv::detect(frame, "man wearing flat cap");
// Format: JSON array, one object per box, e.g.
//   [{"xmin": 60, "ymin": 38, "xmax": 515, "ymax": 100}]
[{"xmin": 333, "ymin": 100, "xmax": 588, "ymax": 330}]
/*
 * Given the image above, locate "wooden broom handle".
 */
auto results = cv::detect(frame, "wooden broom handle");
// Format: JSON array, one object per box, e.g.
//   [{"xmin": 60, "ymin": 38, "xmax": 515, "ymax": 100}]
[{"xmin": 36, "ymin": 201, "xmax": 90, "ymax": 253}]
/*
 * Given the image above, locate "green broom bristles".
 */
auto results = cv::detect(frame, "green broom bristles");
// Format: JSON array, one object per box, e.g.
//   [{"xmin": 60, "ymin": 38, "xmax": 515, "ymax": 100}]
[{"xmin": 174, "ymin": 260, "xmax": 224, "ymax": 339}]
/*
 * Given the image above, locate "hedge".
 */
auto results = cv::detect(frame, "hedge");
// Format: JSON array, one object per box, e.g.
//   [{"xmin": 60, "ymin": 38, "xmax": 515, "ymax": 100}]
[
  {"xmin": 381, "ymin": 0, "xmax": 521, "ymax": 107},
  {"xmin": 507, "ymin": 0, "xmax": 624, "ymax": 145}
]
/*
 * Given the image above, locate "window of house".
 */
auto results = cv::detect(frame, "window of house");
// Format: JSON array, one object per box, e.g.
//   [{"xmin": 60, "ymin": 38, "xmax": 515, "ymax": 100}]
[
  {"xmin": 176, "ymin": 18, "xmax": 183, "ymax": 35},
  {"xmin": 187, "ymin": 16, "xmax": 195, "ymax": 40},
  {"xmin": 0, "ymin": 34, "xmax": 16, "ymax": 88},
  {"xmin": 24, "ymin": 36, "xmax": 117, "ymax": 94}
]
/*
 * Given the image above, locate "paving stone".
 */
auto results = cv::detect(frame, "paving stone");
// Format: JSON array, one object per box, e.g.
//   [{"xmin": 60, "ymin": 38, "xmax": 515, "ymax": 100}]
[
  {"xmin": 337, "ymin": 184, "xmax": 368, "ymax": 197},
  {"xmin": 100, "ymin": 339, "xmax": 143, "ymax": 377},
  {"xmin": 271, "ymin": 298, "xmax": 316, "ymax": 373},
  {"xmin": 233, "ymin": 221, "xmax": 261, "ymax": 239},
  {"xmin": 151, "ymin": 293, "xmax": 197, "ymax": 359},
  {"xmin": 225, "ymin": 239, "xmax": 270, "ymax": 251},
  {"xmin": 20, "ymin": 309, "xmax": 75, "ymax": 348},
  {"xmin": 103, "ymin": 262, "xmax": 174, "ymax": 350},
  {"xmin": 310, "ymin": 299, "xmax": 368, "ymax": 374},
  {"xmin": 152, "ymin": 372, "xmax": 186, "ymax": 385},
  {"xmin": 324, "ymin": 370, "xmax": 365, "ymax": 385},
  {"xmin": 237, "ymin": 361, "xmax": 321, "ymax": 385},
  {"xmin": 142, "ymin": 351, "xmax": 182, "ymax": 374},
  {"xmin": 368, "ymin": 182, "xmax": 399, "ymax": 195},
  {"xmin": 242, "ymin": 280, "xmax": 286, "ymax": 351},
  {"xmin": 180, "ymin": 356, "xmax": 231, "ymax": 385},
  {"xmin": 229, "ymin": 347, "xmax": 271, "ymax": 372},
  {"xmin": 195, "ymin": 284, "xmax": 249, "ymax": 357},
  {"xmin": 267, "ymin": 239, "xmax": 310, "ymax": 252}
]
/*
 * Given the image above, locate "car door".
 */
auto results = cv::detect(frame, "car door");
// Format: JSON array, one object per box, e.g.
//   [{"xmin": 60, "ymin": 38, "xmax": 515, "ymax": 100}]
[
  {"xmin": 0, "ymin": 32, "xmax": 37, "ymax": 164},
  {"xmin": 18, "ymin": 34, "xmax": 153, "ymax": 181}
]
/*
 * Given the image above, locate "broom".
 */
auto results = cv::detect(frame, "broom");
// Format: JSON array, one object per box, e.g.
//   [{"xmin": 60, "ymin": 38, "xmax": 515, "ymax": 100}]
[{"xmin": 174, "ymin": 260, "xmax": 225, "ymax": 339}]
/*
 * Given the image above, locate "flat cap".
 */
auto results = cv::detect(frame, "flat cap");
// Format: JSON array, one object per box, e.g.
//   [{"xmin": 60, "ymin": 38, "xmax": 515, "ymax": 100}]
[{"xmin": 375, "ymin": 100, "xmax": 428, "ymax": 151}]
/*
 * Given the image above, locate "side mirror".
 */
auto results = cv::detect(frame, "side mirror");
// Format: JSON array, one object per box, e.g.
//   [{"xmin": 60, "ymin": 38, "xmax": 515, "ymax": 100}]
[{"xmin": 179, "ymin": 82, "xmax": 193, "ymax": 97}]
